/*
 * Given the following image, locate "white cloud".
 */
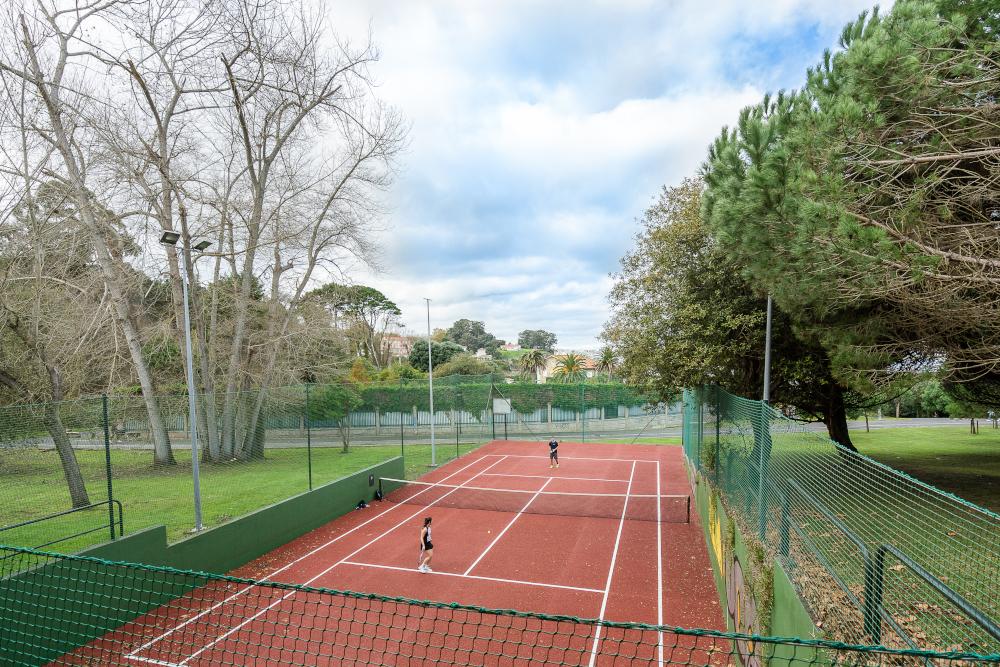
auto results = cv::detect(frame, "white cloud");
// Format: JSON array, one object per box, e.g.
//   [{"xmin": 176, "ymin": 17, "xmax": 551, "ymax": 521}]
[{"xmin": 327, "ymin": 0, "xmax": 889, "ymax": 349}]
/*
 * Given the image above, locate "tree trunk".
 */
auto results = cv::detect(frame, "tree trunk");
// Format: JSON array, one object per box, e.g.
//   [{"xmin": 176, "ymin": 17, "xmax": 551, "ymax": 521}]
[
  {"xmin": 44, "ymin": 401, "xmax": 90, "ymax": 508},
  {"xmin": 244, "ymin": 387, "xmax": 268, "ymax": 460},
  {"xmin": 340, "ymin": 418, "xmax": 351, "ymax": 453},
  {"xmin": 824, "ymin": 386, "xmax": 856, "ymax": 452},
  {"xmin": 895, "ymin": 399, "xmax": 901, "ymax": 419},
  {"xmin": 0, "ymin": 367, "xmax": 91, "ymax": 509}
]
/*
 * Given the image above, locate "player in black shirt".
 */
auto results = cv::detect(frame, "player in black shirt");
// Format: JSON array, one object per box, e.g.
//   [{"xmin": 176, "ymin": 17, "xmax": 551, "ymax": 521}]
[
  {"xmin": 548, "ymin": 438, "xmax": 559, "ymax": 469},
  {"xmin": 418, "ymin": 517, "xmax": 434, "ymax": 573}
]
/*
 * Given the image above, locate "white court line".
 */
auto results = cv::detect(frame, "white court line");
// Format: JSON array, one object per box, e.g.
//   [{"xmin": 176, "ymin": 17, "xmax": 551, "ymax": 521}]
[
  {"xmin": 587, "ymin": 460, "xmax": 636, "ymax": 667},
  {"xmin": 124, "ymin": 658, "xmax": 183, "ymax": 667},
  {"xmin": 657, "ymin": 459, "xmax": 664, "ymax": 667},
  {"xmin": 395, "ymin": 479, "xmax": 668, "ymax": 500},
  {"xmin": 340, "ymin": 560, "xmax": 603, "ymax": 594},
  {"xmin": 487, "ymin": 453, "xmax": 660, "ymax": 463},
  {"xmin": 174, "ymin": 457, "xmax": 511, "ymax": 666},
  {"xmin": 479, "ymin": 472, "xmax": 629, "ymax": 483},
  {"xmin": 124, "ymin": 455, "xmax": 493, "ymax": 663},
  {"xmin": 464, "ymin": 477, "xmax": 553, "ymax": 575}
]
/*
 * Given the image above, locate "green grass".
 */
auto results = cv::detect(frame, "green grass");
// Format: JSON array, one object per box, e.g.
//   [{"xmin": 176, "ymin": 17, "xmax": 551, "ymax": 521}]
[
  {"xmin": 850, "ymin": 426, "xmax": 1000, "ymax": 513},
  {"xmin": 0, "ymin": 440, "xmax": 490, "ymax": 553}
]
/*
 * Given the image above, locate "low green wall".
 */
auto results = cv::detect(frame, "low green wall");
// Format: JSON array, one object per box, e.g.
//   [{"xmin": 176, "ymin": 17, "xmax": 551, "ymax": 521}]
[
  {"xmin": 84, "ymin": 456, "xmax": 402, "ymax": 573},
  {"xmin": 0, "ymin": 457, "xmax": 402, "ymax": 666},
  {"xmin": 690, "ymin": 466, "xmax": 819, "ymax": 666}
]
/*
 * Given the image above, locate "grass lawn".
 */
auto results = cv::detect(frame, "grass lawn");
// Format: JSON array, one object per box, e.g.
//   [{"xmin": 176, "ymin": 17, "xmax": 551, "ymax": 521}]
[
  {"xmin": 0, "ymin": 440, "xmax": 488, "ymax": 553},
  {"xmin": 850, "ymin": 426, "xmax": 1000, "ymax": 513}
]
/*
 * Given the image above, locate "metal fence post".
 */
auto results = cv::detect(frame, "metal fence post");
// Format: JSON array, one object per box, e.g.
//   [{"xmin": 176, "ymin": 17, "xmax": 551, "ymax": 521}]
[
  {"xmin": 714, "ymin": 385, "xmax": 721, "ymax": 481},
  {"xmin": 399, "ymin": 377, "xmax": 405, "ymax": 461},
  {"xmin": 580, "ymin": 383, "xmax": 585, "ymax": 443},
  {"xmin": 305, "ymin": 384, "xmax": 313, "ymax": 491},
  {"xmin": 757, "ymin": 401, "xmax": 769, "ymax": 540},
  {"xmin": 101, "ymin": 394, "xmax": 116, "ymax": 541}
]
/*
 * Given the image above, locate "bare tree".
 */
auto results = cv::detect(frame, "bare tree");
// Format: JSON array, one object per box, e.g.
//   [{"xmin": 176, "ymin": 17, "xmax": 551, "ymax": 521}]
[
  {"xmin": 0, "ymin": 2, "xmax": 176, "ymax": 464},
  {"xmin": 212, "ymin": 0, "xmax": 402, "ymax": 458}
]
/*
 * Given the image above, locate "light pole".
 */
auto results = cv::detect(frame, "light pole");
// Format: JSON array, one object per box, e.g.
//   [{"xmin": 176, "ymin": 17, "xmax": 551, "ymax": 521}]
[
  {"xmin": 425, "ymin": 297, "xmax": 436, "ymax": 466},
  {"xmin": 160, "ymin": 231, "xmax": 210, "ymax": 532},
  {"xmin": 763, "ymin": 294, "xmax": 773, "ymax": 404}
]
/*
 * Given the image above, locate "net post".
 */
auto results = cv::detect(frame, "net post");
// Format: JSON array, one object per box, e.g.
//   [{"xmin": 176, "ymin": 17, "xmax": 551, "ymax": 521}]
[
  {"xmin": 101, "ymin": 394, "xmax": 116, "ymax": 541},
  {"xmin": 305, "ymin": 383, "xmax": 312, "ymax": 491},
  {"xmin": 399, "ymin": 377, "xmax": 404, "ymax": 463}
]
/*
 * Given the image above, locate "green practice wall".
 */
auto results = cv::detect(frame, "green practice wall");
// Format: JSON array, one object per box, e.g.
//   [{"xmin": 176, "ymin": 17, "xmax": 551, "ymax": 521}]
[
  {"xmin": 690, "ymin": 465, "xmax": 820, "ymax": 666},
  {"xmin": 0, "ymin": 457, "xmax": 402, "ymax": 666}
]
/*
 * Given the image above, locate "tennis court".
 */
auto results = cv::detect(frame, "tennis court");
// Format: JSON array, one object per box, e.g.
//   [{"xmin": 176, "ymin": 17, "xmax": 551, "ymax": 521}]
[{"xmin": 48, "ymin": 441, "xmax": 724, "ymax": 666}]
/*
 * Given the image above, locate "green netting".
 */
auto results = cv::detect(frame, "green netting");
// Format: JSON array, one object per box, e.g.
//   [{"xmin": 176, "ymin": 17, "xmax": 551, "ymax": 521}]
[
  {"xmin": 490, "ymin": 381, "xmax": 677, "ymax": 443},
  {"xmin": 683, "ymin": 386, "xmax": 1000, "ymax": 655},
  {"xmin": 1, "ymin": 544, "xmax": 997, "ymax": 667}
]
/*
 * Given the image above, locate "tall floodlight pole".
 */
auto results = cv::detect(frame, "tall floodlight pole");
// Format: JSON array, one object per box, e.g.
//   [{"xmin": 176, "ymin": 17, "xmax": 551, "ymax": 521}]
[
  {"xmin": 160, "ymin": 231, "xmax": 210, "ymax": 532},
  {"xmin": 425, "ymin": 298, "xmax": 436, "ymax": 466},
  {"xmin": 763, "ymin": 295, "xmax": 773, "ymax": 403},
  {"xmin": 757, "ymin": 293, "xmax": 774, "ymax": 540}
]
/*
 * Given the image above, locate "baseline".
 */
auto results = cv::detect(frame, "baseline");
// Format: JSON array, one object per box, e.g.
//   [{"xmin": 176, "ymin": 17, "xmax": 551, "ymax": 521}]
[
  {"xmin": 487, "ymin": 453, "xmax": 660, "ymax": 463},
  {"xmin": 478, "ymin": 472, "xmax": 630, "ymax": 483}
]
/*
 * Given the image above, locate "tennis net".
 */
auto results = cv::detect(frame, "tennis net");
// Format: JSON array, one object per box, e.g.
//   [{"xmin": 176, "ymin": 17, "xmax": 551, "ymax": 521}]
[{"xmin": 378, "ymin": 477, "xmax": 691, "ymax": 523}]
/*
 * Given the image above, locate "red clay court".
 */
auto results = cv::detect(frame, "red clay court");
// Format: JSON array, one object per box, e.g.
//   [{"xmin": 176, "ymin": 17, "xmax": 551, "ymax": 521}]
[{"xmin": 67, "ymin": 441, "xmax": 726, "ymax": 666}]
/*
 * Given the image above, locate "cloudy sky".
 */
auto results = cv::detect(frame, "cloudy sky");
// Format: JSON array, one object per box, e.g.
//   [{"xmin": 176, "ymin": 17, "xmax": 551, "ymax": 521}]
[{"xmin": 334, "ymin": 0, "xmax": 887, "ymax": 350}]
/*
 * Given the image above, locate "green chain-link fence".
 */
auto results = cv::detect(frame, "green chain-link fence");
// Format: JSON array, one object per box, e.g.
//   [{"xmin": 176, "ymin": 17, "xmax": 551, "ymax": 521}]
[
  {"xmin": 2, "ymin": 544, "xmax": 998, "ymax": 667},
  {"xmin": 683, "ymin": 386, "xmax": 1000, "ymax": 655}
]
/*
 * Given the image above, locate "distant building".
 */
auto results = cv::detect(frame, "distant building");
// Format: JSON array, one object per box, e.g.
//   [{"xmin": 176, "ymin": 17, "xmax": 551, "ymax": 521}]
[
  {"xmin": 502, "ymin": 342, "xmax": 521, "ymax": 351},
  {"xmin": 540, "ymin": 353, "xmax": 598, "ymax": 381},
  {"xmin": 474, "ymin": 348, "xmax": 490, "ymax": 359},
  {"xmin": 383, "ymin": 334, "xmax": 416, "ymax": 361}
]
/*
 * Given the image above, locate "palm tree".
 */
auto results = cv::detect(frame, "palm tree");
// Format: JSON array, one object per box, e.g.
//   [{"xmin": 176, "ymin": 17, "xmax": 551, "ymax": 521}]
[
  {"xmin": 596, "ymin": 346, "xmax": 617, "ymax": 380},
  {"xmin": 553, "ymin": 353, "xmax": 586, "ymax": 383},
  {"xmin": 519, "ymin": 348, "xmax": 547, "ymax": 383}
]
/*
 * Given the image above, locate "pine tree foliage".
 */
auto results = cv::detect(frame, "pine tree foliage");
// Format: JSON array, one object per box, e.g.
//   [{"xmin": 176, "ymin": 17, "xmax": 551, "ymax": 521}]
[{"xmin": 702, "ymin": 0, "xmax": 1000, "ymax": 403}]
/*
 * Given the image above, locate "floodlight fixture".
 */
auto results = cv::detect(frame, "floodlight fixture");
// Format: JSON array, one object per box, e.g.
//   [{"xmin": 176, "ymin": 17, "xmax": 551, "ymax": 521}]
[
  {"xmin": 159, "ymin": 231, "xmax": 181, "ymax": 246},
  {"xmin": 193, "ymin": 240, "xmax": 212, "ymax": 251}
]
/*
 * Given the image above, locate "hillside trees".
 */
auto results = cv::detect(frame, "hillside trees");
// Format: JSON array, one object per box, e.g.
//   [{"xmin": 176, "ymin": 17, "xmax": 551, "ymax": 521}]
[
  {"xmin": 408, "ymin": 339, "xmax": 464, "ymax": 372},
  {"xmin": 308, "ymin": 285, "xmax": 403, "ymax": 369},
  {"xmin": 446, "ymin": 319, "xmax": 504, "ymax": 356},
  {"xmin": 518, "ymin": 329, "xmax": 557, "ymax": 352}
]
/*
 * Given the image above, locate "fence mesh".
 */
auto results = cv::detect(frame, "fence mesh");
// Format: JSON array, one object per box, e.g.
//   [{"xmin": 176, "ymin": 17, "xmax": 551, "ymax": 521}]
[
  {"xmin": 682, "ymin": 386, "xmax": 1000, "ymax": 655},
  {"xmin": 0, "ymin": 379, "xmax": 677, "ymax": 554},
  {"xmin": 2, "ymin": 545, "xmax": 998, "ymax": 667}
]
